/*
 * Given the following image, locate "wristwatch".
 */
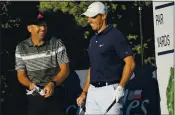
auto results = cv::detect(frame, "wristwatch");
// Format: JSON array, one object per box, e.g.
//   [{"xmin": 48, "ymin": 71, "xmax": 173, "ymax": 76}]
[{"xmin": 50, "ymin": 81, "xmax": 57, "ymax": 87}]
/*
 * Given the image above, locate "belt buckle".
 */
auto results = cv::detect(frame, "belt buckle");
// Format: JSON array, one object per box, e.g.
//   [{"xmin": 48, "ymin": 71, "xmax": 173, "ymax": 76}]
[{"xmin": 98, "ymin": 82, "xmax": 100, "ymax": 87}]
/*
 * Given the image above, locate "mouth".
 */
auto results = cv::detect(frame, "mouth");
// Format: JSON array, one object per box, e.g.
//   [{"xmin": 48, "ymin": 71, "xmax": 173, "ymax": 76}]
[
  {"xmin": 90, "ymin": 23, "xmax": 95, "ymax": 27},
  {"xmin": 39, "ymin": 32, "xmax": 45, "ymax": 36}
]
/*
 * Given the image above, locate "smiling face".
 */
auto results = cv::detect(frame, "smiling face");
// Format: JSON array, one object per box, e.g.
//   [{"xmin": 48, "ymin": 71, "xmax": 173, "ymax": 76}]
[
  {"xmin": 87, "ymin": 14, "xmax": 107, "ymax": 33},
  {"xmin": 27, "ymin": 23, "xmax": 47, "ymax": 41}
]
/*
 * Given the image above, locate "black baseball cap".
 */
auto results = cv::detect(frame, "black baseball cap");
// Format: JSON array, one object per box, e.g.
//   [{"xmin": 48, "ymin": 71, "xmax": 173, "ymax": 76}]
[{"xmin": 27, "ymin": 12, "xmax": 47, "ymax": 26}]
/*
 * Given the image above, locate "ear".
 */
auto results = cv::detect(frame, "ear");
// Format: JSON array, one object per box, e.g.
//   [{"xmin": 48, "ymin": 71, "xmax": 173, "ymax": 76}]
[
  {"xmin": 102, "ymin": 14, "xmax": 107, "ymax": 20},
  {"xmin": 27, "ymin": 25, "xmax": 32, "ymax": 32}
]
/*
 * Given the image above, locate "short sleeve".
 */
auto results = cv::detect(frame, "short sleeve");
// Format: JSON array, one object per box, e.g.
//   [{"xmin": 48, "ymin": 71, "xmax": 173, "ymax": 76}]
[
  {"xmin": 56, "ymin": 39, "xmax": 70, "ymax": 65},
  {"xmin": 15, "ymin": 45, "xmax": 26, "ymax": 71},
  {"xmin": 112, "ymin": 32, "xmax": 133, "ymax": 59}
]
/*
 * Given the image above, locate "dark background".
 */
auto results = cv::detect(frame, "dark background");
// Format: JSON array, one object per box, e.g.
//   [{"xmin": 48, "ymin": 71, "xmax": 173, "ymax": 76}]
[{"xmin": 0, "ymin": 1, "xmax": 160, "ymax": 115}]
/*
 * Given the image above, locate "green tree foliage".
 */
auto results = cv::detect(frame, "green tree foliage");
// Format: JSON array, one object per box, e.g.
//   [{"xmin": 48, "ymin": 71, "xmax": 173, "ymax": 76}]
[
  {"xmin": 0, "ymin": 2, "xmax": 20, "ymax": 28},
  {"xmin": 40, "ymin": 1, "xmax": 154, "ymax": 64},
  {"xmin": 166, "ymin": 67, "xmax": 174, "ymax": 115}
]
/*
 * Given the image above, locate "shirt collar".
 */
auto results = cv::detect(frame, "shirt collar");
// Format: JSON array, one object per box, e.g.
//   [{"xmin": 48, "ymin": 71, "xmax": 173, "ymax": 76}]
[
  {"xmin": 27, "ymin": 38, "xmax": 49, "ymax": 47},
  {"xmin": 96, "ymin": 24, "xmax": 113, "ymax": 35}
]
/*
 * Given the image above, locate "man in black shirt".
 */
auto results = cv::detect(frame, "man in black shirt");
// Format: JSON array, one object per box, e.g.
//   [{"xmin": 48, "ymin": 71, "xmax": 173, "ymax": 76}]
[{"xmin": 76, "ymin": 2, "xmax": 135, "ymax": 114}]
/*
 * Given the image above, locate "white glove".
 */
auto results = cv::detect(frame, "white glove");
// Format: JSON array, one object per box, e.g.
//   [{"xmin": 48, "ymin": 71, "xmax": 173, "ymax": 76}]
[
  {"xmin": 113, "ymin": 85, "xmax": 124, "ymax": 103},
  {"xmin": 26, "ymin": 86, "xmax": 45, "ymax": 96}
]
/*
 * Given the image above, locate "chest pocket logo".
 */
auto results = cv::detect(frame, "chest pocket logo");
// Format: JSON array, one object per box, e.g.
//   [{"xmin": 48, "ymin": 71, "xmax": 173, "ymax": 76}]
[{"xmin": 99, "ymin": 44, "xmax": 104, "ymax": 47}]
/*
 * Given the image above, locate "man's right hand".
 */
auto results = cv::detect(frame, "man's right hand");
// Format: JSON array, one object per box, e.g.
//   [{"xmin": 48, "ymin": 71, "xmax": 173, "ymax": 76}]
[
  {"xmin": 76, "ymin": 92, "xmax": 86, "ymax": 107},
  {"xmin": 29, "ymin": 82, "xmax": 37, "ymax": 90}
]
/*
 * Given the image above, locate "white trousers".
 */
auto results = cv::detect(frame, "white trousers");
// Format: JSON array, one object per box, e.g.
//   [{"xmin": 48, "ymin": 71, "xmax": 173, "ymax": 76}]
[{"xmin": 85, "ymin": 84, "xmax": 123, "ymax": 115}]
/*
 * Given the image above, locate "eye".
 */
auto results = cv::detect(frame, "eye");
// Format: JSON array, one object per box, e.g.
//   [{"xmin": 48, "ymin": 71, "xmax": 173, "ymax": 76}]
[{"xmin": 91, "ymin": 14, "xmax": 98, "ymax": 19}]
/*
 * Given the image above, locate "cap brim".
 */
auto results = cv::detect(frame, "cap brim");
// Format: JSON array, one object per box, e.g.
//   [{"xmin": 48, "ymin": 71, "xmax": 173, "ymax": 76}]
[
  {"xmin": 28, "ymin": 18, "xmax": 47, "ymax": 25},
  {"xmin": 81, "ymin": 11, "xmax": 98, "ymax": 17}
]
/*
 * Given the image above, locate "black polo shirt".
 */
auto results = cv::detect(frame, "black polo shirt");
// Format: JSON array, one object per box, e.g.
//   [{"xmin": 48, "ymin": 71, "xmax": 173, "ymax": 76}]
[{"xmin": 88, "ymin": 25, "xmax": 133, "ymax": 83}]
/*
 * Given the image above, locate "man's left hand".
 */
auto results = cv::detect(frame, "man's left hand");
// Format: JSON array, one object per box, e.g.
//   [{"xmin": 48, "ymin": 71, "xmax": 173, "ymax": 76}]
[
  {"xmin": 43, "ymin": 82, "xmax": 55, "ymax": 98},
  {"xmin": 113, "ymin": 85, "xmax": 124, "ymax": 103}
]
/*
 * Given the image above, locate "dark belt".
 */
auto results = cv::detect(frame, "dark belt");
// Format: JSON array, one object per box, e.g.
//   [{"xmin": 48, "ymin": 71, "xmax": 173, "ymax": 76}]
[{"xmin": 90, "ymin": 80, "xmax": 120, "ymax": 87}]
